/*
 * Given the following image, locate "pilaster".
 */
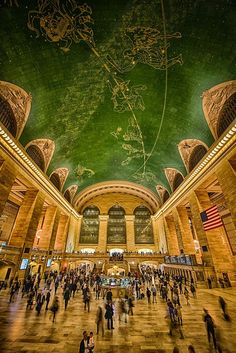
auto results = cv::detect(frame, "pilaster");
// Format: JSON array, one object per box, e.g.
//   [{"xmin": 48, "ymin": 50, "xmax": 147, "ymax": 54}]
[
  {"xmin": 9, "ymin": 189, "xmax": 45, "ymax": 248},
  {"xmin": 125, "ymin": 215, "xmax": 135, "ymax": 251},
  {"xmin": 73, "ymin": 216, "xmax": 82, "ymax": 251},
  {"xmin": 174, "ymin": 206, "xmax": 196, "ymax": 255},
  {"xmin": 0, "ymin": 160, "xmax": 16, "ymax": 216},
  {"xmin": 48, "ymin": 209, "xmax": 61, "ymax": 251},
  {"xmin": 151, "ymin": 216, "xmax": 160, "ymax": 252},
  {"xmin": 97, "ymin": 215, "xmax": 108, "ymax": 252},
  {"xmin": 164, "ymin": 214, "xmax": 180, "ymax": 255},
  {"xmin": 54, "ymin": 214, "xmax": 69, "ymax": 251},
  {"xmin": 38, "ymin": 205, "xmax": 57, "ymax": 249},
  {"xmin": 66, "ymin": 215, "xmax": 81, "ymax": 252},
  {"xmin": 189, "ymin": 190, "xmax": 236, "ymax": 282},
  {"xmin": 215, "ymin": 159, "xmax": 236, "ymax": 230}
]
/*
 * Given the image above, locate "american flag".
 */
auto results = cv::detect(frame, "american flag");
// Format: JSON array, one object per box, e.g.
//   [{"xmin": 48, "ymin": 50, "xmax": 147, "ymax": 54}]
[{"xmin": 200, "ymin": 205, "xmax": 223, "ymax": 231}]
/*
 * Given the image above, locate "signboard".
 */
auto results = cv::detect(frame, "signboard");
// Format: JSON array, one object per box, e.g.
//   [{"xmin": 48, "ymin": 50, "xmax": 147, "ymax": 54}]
[
  {"xmin": 164, "ymin": 255, "xmax": 196, "ymax": 266},
  {"xmin": 20, "ymin": 258, "xmax": 29, "ymax": 270},
  {"xmin": 46, "ymin": 258, "xmax": 52, "ymax": 267}
]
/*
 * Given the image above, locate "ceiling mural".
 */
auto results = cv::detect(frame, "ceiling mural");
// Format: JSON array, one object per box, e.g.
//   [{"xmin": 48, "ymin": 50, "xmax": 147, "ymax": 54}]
[{"xmin": 0, "ymin": 0, "xmax": 235, "ymax": 195}]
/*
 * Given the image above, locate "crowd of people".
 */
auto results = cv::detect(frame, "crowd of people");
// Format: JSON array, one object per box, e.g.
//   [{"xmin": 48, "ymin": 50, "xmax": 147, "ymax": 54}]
[
  {"xmin": 109, "ymin": 252, "xmax": 124, "ymax": 262},
  {"xmin": 1, "ymin": 264, "xmax": 232, "ymax": 352}
]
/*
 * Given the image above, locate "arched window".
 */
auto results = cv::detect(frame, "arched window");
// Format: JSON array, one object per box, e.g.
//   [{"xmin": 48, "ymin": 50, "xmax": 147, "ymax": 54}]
[
  {"xmin": 173, "ymin": 173, "xmax": 184, "ymax": 191},
  {"xmin": 64, "ymin": 190, "xmax": 71, "ymax": 203},
  {"xmin": 26, "ymin": 145, "xmax": 45, "ymax": 171},
  {"xmin": 107, "ymin": 205, "xmax": 126, "ymax": 244},
  {"xmin": 217, "ymin": 92, "xmax": 236, "ymax": 137},
  {"xmin": 163, "ymin": 190, "xmax": 170, "ymax": 203},
  {"xmin": 0, "ymin": 95, "xmax": 17, "ymax": 137},
  {"xmin": 50, "ymin": 173, "xmax": 61, "ymax": 190},
  {"xmin": 134, "ymin": 205, "xmax": 154, "ymax": 244},
  {"xmin": 80, "ymin": 206, "xmax": 100, "ymax": 244},
  {"xmin": 189, "ymin": 145, "xmax": 207, "ymax": 172}
]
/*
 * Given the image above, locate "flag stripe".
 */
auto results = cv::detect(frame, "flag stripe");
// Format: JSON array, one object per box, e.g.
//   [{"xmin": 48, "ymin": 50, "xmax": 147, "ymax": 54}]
[{"xmin": 200, "ymin": 205, "xmax": 223, "ymax": 231}]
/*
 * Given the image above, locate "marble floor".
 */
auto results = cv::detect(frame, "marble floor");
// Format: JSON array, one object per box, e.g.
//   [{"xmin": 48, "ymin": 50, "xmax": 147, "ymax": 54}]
[{"xmin": 0, "ymin": 285, "xmax": 236, "ymax": 353}]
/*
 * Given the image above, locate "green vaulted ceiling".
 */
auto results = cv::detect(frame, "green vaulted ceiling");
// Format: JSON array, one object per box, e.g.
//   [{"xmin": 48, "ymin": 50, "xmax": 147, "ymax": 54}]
[{"xmin": 0, "ymin": 0, "xmax": 235, "ymax": 195}]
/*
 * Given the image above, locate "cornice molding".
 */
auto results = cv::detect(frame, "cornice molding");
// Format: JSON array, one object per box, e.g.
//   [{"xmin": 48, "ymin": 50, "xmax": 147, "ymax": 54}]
[
  {"xmin": 154, "ymin": 122, "xmax": 236, "ymax": 220},
  {"xmin": 0, "ymin": 123, "xmax": 80, "ymax": 219},
  {"xmin": 74, "ymin": 180, "xmax": 160, "ymax": 213}
]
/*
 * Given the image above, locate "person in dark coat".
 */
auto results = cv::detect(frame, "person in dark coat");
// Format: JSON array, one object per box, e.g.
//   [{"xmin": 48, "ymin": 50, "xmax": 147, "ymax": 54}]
[
  {"xmin": 64, "ymin": 287, "xmax": 70, "ymax": 310},
  {"xmin": 146, "ymin": 287, "xmax": 151, "ymax": 304},
  {"xmin": 50, "ymin": 296, "xmax": 59, "ymax": 322},
  {"xmin": 35, "ymin": 291, "xmax": 43, "ymax": 315},
  {"xmin": 83, "ymin": 289, "xmax": 91, "ymax": 312},
  {"xmin": 105, "ymin": 302, "xmax": 114, "ymax": 330},
  {"xmin": 218, "ymin": 296, "xmax": 230, "ymax": 320},
  {"xmin": 45, "ymin": 290, "xmax": 51, "ymax": 310},
  {"xmin": 203, "ymin": 308, "xmax": 217, "ymax": 350},
  {"xmin": 106, "ymin": 288, "xmax": 112, "ymax": 303},
  {"xmin": 79, "ymin": 331, "xmax": 89, "ymax": 353}
]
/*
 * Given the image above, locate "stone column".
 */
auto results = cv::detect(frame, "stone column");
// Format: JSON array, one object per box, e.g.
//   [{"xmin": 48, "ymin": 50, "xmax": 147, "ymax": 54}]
[
  {"xmin": 66, "ymin": 215, "xmax": 80, "ymax": 252},
  {"xmin": 54, "ymin": 214, "xmax": 69, "ymax": 251},
  {"xmin": 189, "ymin": 191, "xmax": 214, "ymax": 266},
  {"xmin": 156, "ymin": 217, "xmax": 168, "ymax": 253},
  {"xmin": 151, "ymin": 216, "xmax": 160, "ymax": 252},
  {"xmin": 9, "ymin": 189, "xmax": 45, "ymax": 249},
  {"xmin": 0, "ymin": 160, "xmax": 16, "ymax": 217},
  {"xmin": 9, "ymin": 190, "xmax": 45, "ymax": 279},
  {"xmin": 173, "ymin": 206, "xmax": 196, "ymax": 255},
  {"xmin": 215, "ymin": 159, "xmax": 236, "ymax": 230},
  {"xmin": 38, "ymin": 205, "xmax": 57, "ymax": 250},
  {"xmin": 48, "ymin": 209, "xmax": 61, "ymax": 251},
  {"xmin": 73, "ymin": 216, "xmax": 82, "ymax": 251},
  {"xmin": 125, "ymin": 215, "xmax": 135, "ymax": 251},
  {"xmin": 97, "ymin": 215, "xmax": 108, "ymax": 252},
  {"xmin": 189, "ymin": 190, "xmax": 236, "ymax": 282},
  {"xmin": 164, "ymin": 214, "xmax": 180, "ymax": 255}
]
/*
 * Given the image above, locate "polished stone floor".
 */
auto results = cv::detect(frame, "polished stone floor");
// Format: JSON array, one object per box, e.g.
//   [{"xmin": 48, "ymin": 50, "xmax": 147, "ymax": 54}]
[{"xmin": 0, "ymin": 285, "xmax": 236, "ymax": 353}]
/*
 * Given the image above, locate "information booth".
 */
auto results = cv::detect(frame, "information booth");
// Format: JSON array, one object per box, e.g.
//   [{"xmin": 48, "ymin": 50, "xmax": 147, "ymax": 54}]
[{"xmin": 100, "ymin": 276, "xmax": 132, "ymax": 298}]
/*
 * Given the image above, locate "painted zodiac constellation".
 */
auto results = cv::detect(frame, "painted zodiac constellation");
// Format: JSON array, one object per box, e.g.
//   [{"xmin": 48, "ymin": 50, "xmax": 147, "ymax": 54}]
[
  {"xmin": 107, "ymin": 77, "xmax": 146, "ymax": 113},
  {"xmin": 106, "ymin": 26, "xmax": 183, "ymax": 73},
  {"xmin": 74, "ymin": 164, "xmax": 95, "ymax": 185},
  {"xmin": 25, "ymin": 0, "xmax": 182, "ymax": 188},
  {"xmin": 27, "ymin": 0, "xmax": 95, "ymax": 52},
  {"xmin": 108, "ymin": 22, "xmax": 182, "ymax": 181}
]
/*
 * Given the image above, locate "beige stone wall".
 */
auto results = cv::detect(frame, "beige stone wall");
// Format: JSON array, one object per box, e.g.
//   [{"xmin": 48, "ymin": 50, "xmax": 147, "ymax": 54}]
[
  {"xmin": 80, "ymin": 193, "xmax": 153, "ymax": 214},
  {"xmin": 1, "ymin": 130, "xmax": 236, "ymax": 284}
]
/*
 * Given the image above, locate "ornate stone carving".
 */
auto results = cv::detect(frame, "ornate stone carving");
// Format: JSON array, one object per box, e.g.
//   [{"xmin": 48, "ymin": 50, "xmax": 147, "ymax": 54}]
[
  {"xmin": 66, "ymin": 184, "xmax": 78, "ymax": 202},
  {"xmin": 156, "ymin": 184, "xmax": 169, "ymax": 203},
  {"xmin": 0, "ymin": 81, "xmax": 32, "ymax": 139},
  {"xmin": 164, "ymin": 168, "xmax": 183, "ymax": 191},
  {"xmin": 178, "ymin": 139, "xmax": 208, "ymax": 172},
  {"xmin": 50, "ymin": 168, "xmax": 69, "ymax": 190},
  {"xmin": 25, "ymin": 139, "xmax": 55, "ymax": 171},
  {"xmin": 202, "ymin": 80, "xmax": 236, "ymax": 139}
]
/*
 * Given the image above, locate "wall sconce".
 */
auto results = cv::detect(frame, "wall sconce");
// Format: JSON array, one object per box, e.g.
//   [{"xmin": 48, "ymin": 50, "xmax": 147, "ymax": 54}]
[{"xmin": 36, "ymin": 229, "xmax": 42, "ymax": 245}]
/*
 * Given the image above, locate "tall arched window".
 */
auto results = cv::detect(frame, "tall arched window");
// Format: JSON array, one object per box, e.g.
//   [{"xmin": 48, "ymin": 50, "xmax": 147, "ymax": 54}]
[
  {"xmin": 217, "ymin": 92, "xmax": 236, "ymax": 137},
  {"xmin": 189, "ymin": 145, "xmax": 207, "ymax": 172},
  {"xmin": 50, "ymin": 173, "xmax": 61, "ymax": 190},
  {"xmin": 107, "ymin": 205, "xmax": 126, "ymax": 244},
  {"xmin": 163, "ymin": 190, "xmax": 170, "ymax": 203},
  {"xmin": 80, "ymin": 206, "xmax": 100, "ymax": 244},
  {"xmin": 0, "ymin": 95, "xmax": 17, "ymax": 137},
  {"xmin": 173, "ymin": 173, "xmax": 184, "ymax": 191},
  {"xmin": 134, "ymin": 205, "xmax": 154, "ymax": 244},
  {"xmin": 26, "ymin": 145, "xmax": 45, "ymax": 171},
  {"xmin": 64, "ymin": 190, "xmax": 71, "ymax": 203}
]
